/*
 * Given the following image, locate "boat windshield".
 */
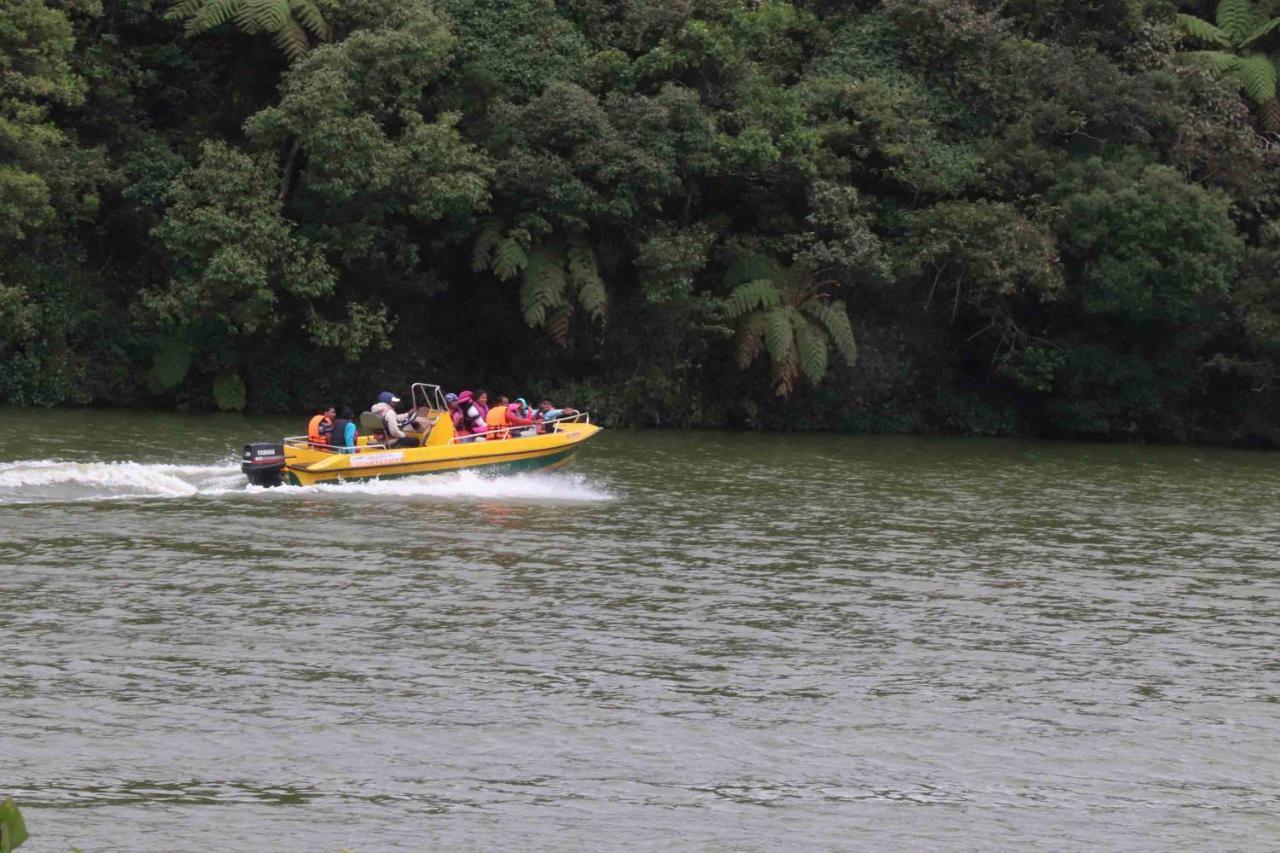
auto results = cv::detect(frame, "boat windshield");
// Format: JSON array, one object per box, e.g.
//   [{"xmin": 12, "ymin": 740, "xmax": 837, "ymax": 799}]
[{"xmin": 410, "ymin": 383, "xmax": 448, "ymax": 414}]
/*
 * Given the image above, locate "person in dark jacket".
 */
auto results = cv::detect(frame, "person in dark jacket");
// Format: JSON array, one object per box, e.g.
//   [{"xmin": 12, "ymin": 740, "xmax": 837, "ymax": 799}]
[{"xmin": 329, "ymin": 407, "xmax": 358, "ymax": 453}]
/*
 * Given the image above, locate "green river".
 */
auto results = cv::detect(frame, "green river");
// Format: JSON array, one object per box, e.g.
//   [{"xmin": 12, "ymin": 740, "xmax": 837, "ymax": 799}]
[{"xmin": 3, "ymin": 409, "xmax": 1279, "ymax": 850}]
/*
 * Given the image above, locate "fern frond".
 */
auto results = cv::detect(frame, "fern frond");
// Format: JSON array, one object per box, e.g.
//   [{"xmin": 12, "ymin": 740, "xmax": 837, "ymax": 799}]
[
  {"xmin": 1241, "ymin": 15, "xmax": 1280, "ymax": 45},
  {"xmin": 803, "ymin": 299, "xmax": 857, "ymax": 365},
  {"xmin": 772, "ymin": 348, "xmax": 799, "ymax": 397},
  {"xmin": 471, "ymin": 219, "xmax": 502, "ymax": 272},
  {"xmin": 168, "ymin": 0, "xmax": 204, "ymax": 22},
  {"xmin": 1260, "ymin": 97, "xmax": 1280, "ymax": 131},
  {"xmin": 1191, "ymin": 49, "xmax": 1244, "ymax": 74},
  {"xmin": 188, "ymin": 0, "xmax": 240, "ymax": 33},
  {"xmin": 514, "ymin": 212, "xmax": 552, "ymax": 237},
  {"xmin": 763, "ymin": 307, "xmax": 796, "ymax": 365},
  {"xmin": 1217, "ymin": 0, "xmax": 1260, "ymax": 44},
  {"xmin": 578, "ymin": 276, "xmax": 607, "ymax": 323},
  {"xmin": 520, "ymin": 245, "xmax": 567, "ymax": 327},
  {"xmin": 734, "ymin": 311, "xmax": 766, "ymax": 370},
  {"xmin": 1235, "ymin": 53, "xmax": 1277, "ymax": 104},
  {"xmin": 288, "ymin": 0, "xmax": 331, "ymax": 39},
  {"xmin": 723, "ymin": 252, "xmax": 782, "ymax": 289},
  {"xmin": 544, "ymin": 305, "xmax": 574, "ymax": 346},
  {"xmin": 724, "ymin": 279, "xmax": 782, "ymax": 320},
  {"xmin": 793, "ymin": 314, "xmax": 828, "ymax": 384},
  {"xmin": 272, "ymin": 19, "xmax": 310, "ymax": 62},
  {"xmin": 566, "ymin": 237, "xmax": 607, "ymax": 323},
  {"xmin": 493, "ymin": 236, "xmax": 529, "ymax": 280},
  {"xmin": 1177, "ymin": 13, "xmax": 1233, "ymax": 46}
]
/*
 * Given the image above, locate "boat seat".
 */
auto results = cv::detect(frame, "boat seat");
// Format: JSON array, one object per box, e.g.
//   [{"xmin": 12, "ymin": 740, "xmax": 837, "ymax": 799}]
[{"xmin": 359, "ymin": 411, "xmax": 384, "ymax": 433}]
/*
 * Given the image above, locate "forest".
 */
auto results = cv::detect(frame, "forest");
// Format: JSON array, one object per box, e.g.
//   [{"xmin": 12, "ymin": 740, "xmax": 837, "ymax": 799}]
[{"xmin": 4, "ymin": 0, "xmax": 1280, "ymax": 443}]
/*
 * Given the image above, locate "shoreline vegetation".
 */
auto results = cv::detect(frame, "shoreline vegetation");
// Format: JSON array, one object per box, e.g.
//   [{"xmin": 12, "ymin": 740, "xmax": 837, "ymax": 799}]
[{"xmin": 4, "ymin": 0, "xmax": 1280, "ymax": 446}]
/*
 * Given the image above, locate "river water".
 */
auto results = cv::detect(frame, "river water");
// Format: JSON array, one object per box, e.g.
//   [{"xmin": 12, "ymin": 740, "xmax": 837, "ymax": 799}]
[{"xmin": 2, "ymin": 408, "xmax": 1278, "ymax": 850}]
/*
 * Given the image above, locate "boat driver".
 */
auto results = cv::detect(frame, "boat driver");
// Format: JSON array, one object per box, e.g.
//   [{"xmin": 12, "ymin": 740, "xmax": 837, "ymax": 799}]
[{"xmin": 371, "ymin": 391, "xmax": 421, "ymax": 448}]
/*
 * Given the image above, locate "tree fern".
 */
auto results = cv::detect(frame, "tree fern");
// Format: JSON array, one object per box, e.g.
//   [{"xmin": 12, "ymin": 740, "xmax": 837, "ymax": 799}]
[
  {"xmin": 520, "ymin": 245, "xmax": 567, "ymax": 327},
  {"xmin": 169, "ymin": 0, "xmax": 329, "ymax": 60},
  {"xmin": 722, "ymin": 252, "xmax": 859, "ymax": 395}
]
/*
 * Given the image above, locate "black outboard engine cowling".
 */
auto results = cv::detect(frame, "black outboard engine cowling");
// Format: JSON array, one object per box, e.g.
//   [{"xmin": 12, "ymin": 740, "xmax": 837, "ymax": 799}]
[{"xmin": 242, "ymin": 442, "xmax": 286, "ymax": 487}]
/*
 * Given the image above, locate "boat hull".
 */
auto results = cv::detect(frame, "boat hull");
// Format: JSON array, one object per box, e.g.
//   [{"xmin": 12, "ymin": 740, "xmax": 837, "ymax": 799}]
[{"xmin": 277, "ymin": 422, "xmax": 600, "ymax": 487}]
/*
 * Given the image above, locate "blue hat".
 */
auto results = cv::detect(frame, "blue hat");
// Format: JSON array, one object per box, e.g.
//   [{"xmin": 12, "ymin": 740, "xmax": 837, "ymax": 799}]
[
  {"xmin": 445, "ymin": 392, "xmax": 458, "ymax": 404},
  {"xmin": 378, "ymin": 391, "xmax": 400, "ymax": 404}
]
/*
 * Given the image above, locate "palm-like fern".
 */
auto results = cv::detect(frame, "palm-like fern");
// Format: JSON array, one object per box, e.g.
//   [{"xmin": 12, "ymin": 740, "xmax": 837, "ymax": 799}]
[
  {"xmin": 168, "ymin": 0, "xmax": 331, "ymax": 61},
  {"xmin": 1178, "ymin": 0, "xmax": 1280, "ymax": 131},
  {"xmin": 518, "ymin": 235, "xmax": 607, "ymax": 345},
  {"xmin": 723, "ymin": 253, "xmax": 857, "ymax": 396}
]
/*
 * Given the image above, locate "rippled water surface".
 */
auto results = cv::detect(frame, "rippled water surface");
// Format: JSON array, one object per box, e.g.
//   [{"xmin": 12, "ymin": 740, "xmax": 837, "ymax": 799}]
[{"xmin": 3, "ymin": 408, "xmax": 1280, "ymax": 850}]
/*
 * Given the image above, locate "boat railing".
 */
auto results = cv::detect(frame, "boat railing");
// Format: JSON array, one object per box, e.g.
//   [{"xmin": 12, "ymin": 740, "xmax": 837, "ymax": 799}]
[
  {"xmin": 283, "ymin": 435, "xmax": 391, "ymax": 453},
  {"xmin": 448, "ymin": 411, "xmax": 591, "ymax": 444}
]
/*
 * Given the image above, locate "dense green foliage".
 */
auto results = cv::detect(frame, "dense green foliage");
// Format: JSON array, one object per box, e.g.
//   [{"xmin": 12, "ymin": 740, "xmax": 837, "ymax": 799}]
[{"xmin": 4, "ymin": 0, "xmax": 1280, "ymax": 443}]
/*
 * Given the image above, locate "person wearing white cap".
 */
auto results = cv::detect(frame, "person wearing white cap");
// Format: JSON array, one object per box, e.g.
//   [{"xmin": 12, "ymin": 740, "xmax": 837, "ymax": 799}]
[{"xmin": 371, "ymin": 390, "xmax": 416, "ymax": 447}]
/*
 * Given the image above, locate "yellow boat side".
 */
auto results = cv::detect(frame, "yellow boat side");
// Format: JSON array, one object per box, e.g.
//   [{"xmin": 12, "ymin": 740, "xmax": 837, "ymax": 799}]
[{"xmin": 281, "ymin": 421, "xmax": 601, "ymax": 486}]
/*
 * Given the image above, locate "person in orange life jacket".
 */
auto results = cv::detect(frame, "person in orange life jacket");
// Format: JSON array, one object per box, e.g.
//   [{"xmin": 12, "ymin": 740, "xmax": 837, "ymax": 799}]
[
  {"xmin": 371, "ymin": 391, "xmax": 418, "ymax": 448},
  {"xmin": 485, "ymin": 395, "xmax": 511, "ymax": 437},
  {"xmin": 328, "ymin": 407, "xmax": 358, "ymax": 453},
  {"xmin": 455, "ymin": 390, "xmax": 488, "ymax": 440},
  {"xmin": 308, "ymin": 405, "xmax": 335, "ymax": 446}
]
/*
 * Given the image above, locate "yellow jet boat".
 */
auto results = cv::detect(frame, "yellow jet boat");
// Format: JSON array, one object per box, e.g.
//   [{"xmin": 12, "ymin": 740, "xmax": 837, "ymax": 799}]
[{"xmin": 241, "ymin": 383, "xmax": 601, "ymax": 487}]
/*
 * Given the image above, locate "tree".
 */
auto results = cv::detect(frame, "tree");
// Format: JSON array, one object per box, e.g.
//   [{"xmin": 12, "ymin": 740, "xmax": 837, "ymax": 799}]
[
  {"xmin": 722, "ymin": 253, "xmax": 857, "ymax": 396},
  {"xmin": 1177, "ymin": 0, "xmax": 1280, "ymax": 131}
]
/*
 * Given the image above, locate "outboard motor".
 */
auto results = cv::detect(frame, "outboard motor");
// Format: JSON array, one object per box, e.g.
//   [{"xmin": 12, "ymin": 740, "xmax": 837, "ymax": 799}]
[{"xmin": 241, "ymin": 442, "xmax": 286, "ymax": 487}]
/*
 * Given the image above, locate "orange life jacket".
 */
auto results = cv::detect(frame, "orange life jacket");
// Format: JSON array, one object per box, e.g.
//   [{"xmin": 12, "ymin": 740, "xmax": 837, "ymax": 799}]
[
  {"xmin": 308, "ymin": 414, "xmax": 332, "ymax": 446},
  {"xmin": 485, "ymin": 405, "xmax": 510, "ymax": 438}
]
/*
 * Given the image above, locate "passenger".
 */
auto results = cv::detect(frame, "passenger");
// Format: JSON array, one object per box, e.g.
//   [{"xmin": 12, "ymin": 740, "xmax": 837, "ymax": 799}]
[
  {"xmin": 371, "ymin": 390, "xmax": 418, "ymax": 449},
  {"xmin": 445, "ymin": 392, "xmax": 462, "ymax": 430},
  {"xmin": 512, "ymin": 397, "xmax": 533, "ymax": 420},
  {"xmin": 308, "ymin": 405, "xmax": 335, "ymax": 447},
  {"xmin": 474, "ymin": 389, "xmax": 490, "ymax": 421},
  {"xmin": 328, "ymin": 407, "xmax": 358, "ymax": 453},
  {"xmin": 536, "ymin": 398, "xmax": 580, "ymax": 432},
  {"xmin": 505, "ymin": 402, "xmax": 538, "ymax": 437},
  {"xmin": 455, "ymin": 390, "xmax": 488, "ymax": 441},
  {"xmin": 485, "ymin": 395, "xmax": 511, "ymax": 438}
]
